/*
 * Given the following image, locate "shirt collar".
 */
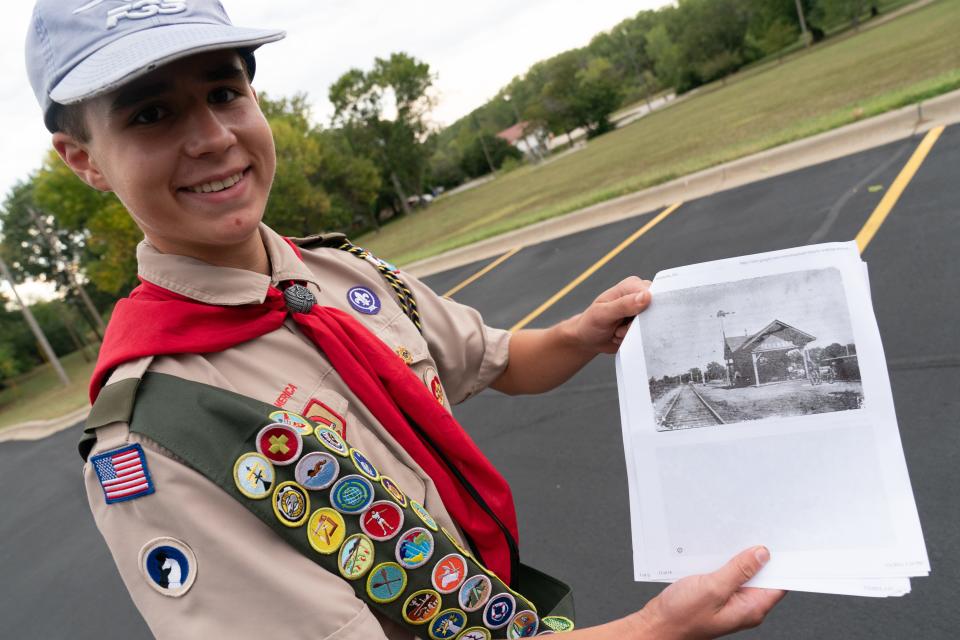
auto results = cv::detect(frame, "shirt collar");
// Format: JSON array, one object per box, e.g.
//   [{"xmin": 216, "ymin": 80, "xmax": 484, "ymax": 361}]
[{"xmin": 136, "ymin": 224, "xmax": 320, "ymax": 306}]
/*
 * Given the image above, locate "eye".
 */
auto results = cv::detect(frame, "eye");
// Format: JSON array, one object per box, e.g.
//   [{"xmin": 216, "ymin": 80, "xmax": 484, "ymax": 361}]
[
  {"xmin": 209, "ymin": 87, "xmax": 241, "ymax": 104},
  {"xmin": 131, "ymin": 105, "xmax": 169, "ymax": 125}
]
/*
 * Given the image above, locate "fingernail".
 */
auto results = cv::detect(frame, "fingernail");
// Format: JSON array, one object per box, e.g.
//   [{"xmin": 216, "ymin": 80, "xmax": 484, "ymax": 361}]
[
  {"xmin": 636, "ymin": 291, "xmax": 649, "ymax": 304},
  {"xmin": 755, "ymin": 546, "xmax": 770, "ymax": 565}
]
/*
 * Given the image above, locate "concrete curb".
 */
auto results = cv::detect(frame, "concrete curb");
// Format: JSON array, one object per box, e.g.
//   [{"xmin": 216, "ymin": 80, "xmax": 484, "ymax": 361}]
[
  {"xmin": 0, "ymin": 405, "xmax": 88, "ymax": 443},
  {"xmin": 406, "ymin": 88, "xmax": 960, "ymax": 279}
]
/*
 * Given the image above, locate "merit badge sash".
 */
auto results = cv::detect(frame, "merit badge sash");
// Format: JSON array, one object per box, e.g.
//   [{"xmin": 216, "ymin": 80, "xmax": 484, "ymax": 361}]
[{"xmin": 83, "ymin": 373, "xmax": 575, "ymax": 638}]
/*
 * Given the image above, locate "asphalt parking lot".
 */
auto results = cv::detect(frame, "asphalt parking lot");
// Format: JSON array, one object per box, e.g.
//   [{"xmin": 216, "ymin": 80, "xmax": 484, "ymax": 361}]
[{"xmin": 2, "ymin": 123, "xmax": 957, "ymax": 638}]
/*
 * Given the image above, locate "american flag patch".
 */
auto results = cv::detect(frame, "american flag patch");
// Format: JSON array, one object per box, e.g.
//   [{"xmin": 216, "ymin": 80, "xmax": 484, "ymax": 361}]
[{"xmin": 91, "ymin": 444, "xmax": 155, "ymax": 504}]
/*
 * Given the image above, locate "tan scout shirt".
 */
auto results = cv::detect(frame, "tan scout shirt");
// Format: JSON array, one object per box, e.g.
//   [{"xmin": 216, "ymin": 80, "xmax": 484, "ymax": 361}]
[{"xmin": 84, "ymin": 224, "xmax": 511, "ymax": 639}]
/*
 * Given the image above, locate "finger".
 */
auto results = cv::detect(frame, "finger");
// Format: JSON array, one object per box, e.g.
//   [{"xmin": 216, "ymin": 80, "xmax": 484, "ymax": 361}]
[
  {"xmin": 738, "ymin": 587, "xmax": 788, "ymax": 612},
  {"xmin": 713, "ymin": 546, "xmax": 770, "ymax": 594},
  {"xmin": 595, "ymin": 276, "xmax": 649, "ymax": 303}
]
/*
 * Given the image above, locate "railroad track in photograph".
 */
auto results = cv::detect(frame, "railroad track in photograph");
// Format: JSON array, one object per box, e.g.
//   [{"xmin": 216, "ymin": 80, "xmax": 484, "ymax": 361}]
[{"xmin": 661, "ymin": 384, "xmax": 725, "ymax": 429}]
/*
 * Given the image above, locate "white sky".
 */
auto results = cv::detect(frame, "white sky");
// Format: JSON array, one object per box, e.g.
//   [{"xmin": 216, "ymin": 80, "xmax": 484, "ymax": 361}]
[{"xmin": 1, "ymin": 0, "xmax": 668, "ymax": 303}]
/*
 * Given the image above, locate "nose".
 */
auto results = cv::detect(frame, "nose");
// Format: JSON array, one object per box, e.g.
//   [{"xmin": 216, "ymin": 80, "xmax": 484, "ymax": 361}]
[{"xmin": 182, "ymin": 104, "xmax": 237, "ymax": 158}]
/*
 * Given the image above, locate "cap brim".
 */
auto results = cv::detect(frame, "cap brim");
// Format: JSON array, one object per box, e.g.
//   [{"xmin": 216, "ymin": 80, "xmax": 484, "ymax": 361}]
[{"xmin": 50, "ymin": 23, "xmax": 285, "ymax": 104}]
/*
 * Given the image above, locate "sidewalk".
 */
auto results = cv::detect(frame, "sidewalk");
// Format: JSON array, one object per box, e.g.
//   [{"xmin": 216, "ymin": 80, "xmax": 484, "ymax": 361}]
[
  {"xmin": 0, "ymin": 405, "xmax": 88, "ymax": 443},
  {"xmin": 405, "ymin": 88, "xmax": 960, "ymax": 278}
]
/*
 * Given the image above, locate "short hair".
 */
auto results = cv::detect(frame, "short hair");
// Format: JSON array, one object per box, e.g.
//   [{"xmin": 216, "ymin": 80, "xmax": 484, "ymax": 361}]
[{"xmin": 48, "ymin": 49, "xmax": 256, "ymax": 144}]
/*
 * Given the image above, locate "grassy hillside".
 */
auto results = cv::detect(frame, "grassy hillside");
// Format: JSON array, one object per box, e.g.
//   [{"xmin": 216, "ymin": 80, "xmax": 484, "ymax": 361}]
[{"xmin": 358, "ymin": 0, "xmax": 960, "ymax": 264}]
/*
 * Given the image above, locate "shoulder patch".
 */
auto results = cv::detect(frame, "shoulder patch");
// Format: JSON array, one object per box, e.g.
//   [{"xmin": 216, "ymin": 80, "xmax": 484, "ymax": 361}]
[
  {"xmin": 139, "ymin": 537, "xmax": 197, "ymax": 597},
  {"xmin": 91, "ymin": 443, "xmax": 155, "ymax": 504}
]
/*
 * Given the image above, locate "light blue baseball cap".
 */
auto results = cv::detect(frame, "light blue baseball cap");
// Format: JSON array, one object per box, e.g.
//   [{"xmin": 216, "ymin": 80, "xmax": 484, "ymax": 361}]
[{"xmin": 26, "ymin": 0, "xmax": 285, "ymax": 132}]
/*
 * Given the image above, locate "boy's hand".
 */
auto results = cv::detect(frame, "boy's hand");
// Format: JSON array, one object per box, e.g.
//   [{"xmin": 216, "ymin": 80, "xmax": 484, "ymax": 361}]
[
  {"xmin": 631, "ymin": 546, "xmax": 787, "ymax": 639},
  {"xmin": 571, "ymin": 276, "xmax": 652, "ymax": 354}
]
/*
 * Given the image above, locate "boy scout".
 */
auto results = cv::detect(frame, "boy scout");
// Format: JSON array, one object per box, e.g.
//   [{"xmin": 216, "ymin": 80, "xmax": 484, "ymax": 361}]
[{"xmin": 26, "ymin": 1, "xmax": 784, "ymax": 638}]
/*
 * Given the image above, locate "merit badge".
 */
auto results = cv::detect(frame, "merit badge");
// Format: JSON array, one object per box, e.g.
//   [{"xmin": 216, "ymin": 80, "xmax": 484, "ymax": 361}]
[
  {"xmin": 233, "ymin": 452, "xmax": 275, "ymax": 499},
  {"xmin": 272, "ymin": 481, "xmax": 310, "ymax": 527},
  {"xmin": 360, "ymin": 500, "xmax": 405, "ymax": 541},
  {"xmin": 429, "ymin": 608, "xmax": 468, "ymax": 639},
  {"xmin": 540, "ymin": 616, "xmax": 575, "ymax": 632},
  {"xmin": 380, "ymin": 476, "xmax": 408, "ymax": 507},
  {"xmin": 395, "ymin": 345, "xmax": 414, "ymax": 365},
  {"xmin": 410, "ymin": 499, "xmax": 439, "ymax": 531},
  {"xmin": 138, "ymin": 537, "xmax": 197, "ymax": 597},
  {"xmin": 307, "ymin": 508, "xmax": 346, "ymax": 555},
  {"xmin": 367, "ymin": 562, "xmax": 408, "ymax": 604},
  {"xmin": 402, "ymin": 589, "xmax": 442, "ymax": 625},
  {"xmin": 349, "ymin": 448, "xmax": 380, "ymax": 481},
  {"xmin": 441, "ymin": 527, "xmax": 472, "ymax": 558},
  {"xmin": 483, "ymin": 593, "xmax": 516, "ymax": 630},
  {"xmin": 395, "ymin": 527, "xmax": 435, "ymax": 569},
  {"xmin": 338, "ymin": 533, "xmax": 376, "ymax": 580},
  {"xmin": 423, "ymin": 367, "xmax": 446, "ymax": 406},
  {"xmin": 315, "ymin": 426, "xmax": 349, "ymax": 457},
  {"xmin": 256, "ymin": 423, "xmax": 303, "ymax": 466},
  {"xmin": 457, "ymin": 628, "xmax": 491, "ymax": 640},
  {"xmin": 458, "ymin": 574, "xmax": 492, "ymax": 612},
  {"xmin": 347, "ymin": 286, "xmax": 381, "ymax": 315},
  {"xmin": 507, "ymin": 610, "xmax": 539, "ymax": 638},
  {"xmin": 331, "ymin": 474, "xmax": 375, "ymax": 514},
  {"xmin": 431, "ymin": 553, "xmax": 468, "ymax": 594},
  {"xmin": 304, "ymin": 399, "xmax": 347, "ymax": 439},
  {"xmin": 92, "ymin": 444, "xmax": 155, "ymax": 504},
  {"xmin": 268, "ymin": 410, "xmax": 313, "ymax": 437},
  {"xmin": 295, "ymin": 451, "xmax": 340, "ymax": 490}
]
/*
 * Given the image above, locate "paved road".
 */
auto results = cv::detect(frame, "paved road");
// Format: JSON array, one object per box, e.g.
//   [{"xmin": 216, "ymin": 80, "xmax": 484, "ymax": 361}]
[{"xmin": 2, "ymin": 124, "xmax": 957, "ymax": 638}]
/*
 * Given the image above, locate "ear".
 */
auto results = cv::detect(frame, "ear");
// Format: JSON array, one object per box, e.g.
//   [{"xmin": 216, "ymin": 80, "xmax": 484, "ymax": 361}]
[{"xmin": 52, "ymin": 133, "xmax": 112, "ymax": 192}]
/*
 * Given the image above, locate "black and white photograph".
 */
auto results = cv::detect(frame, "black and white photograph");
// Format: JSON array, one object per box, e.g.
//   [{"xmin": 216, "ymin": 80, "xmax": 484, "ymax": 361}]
[{"xmin": 643, "ymin": 268, "xmax": 863, "ymax": 431}]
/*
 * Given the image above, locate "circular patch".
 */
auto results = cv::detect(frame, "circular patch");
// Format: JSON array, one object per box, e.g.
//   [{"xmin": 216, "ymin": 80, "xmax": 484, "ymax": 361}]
[
  {"xmin": 331, "ymin": 475, "xmax": 375, "ymax": 514},
  {"xmin": 366, "ymin": 562, "xmax": 408, "ymax": 604},
  {"xmin": 423, "ymin": 367, "xmax": 446, "ymax": 406},
  {"xmin": 432, "ymin": 553, "xmax": 468, "ymax": 594},
  {"xmin": 138, "ymin": 537, "xmax": 197, "ymax": 597},
  {"xmin": 272, "ymin": 481, "xmax": 310, "ymax": 527},
  {"xmin": 429, "ymin": 608, "xmax": 468, "ymax": 639},
  {"xmin": 256, "ymin": 423, "xmax": 303, "ymax": 466},
  {"xmin": 349, "ymin": 448, "xmax": 380, "ymax": 481},
  {"xmin": 456, "ymin": 628, "xmax": 492, "ymax": 640},
  {"xmin": 307, "ymin": 508, "xmax": 346, "ymax": 555},
  {"xmin": 395, "ymin": 527, "xmax": 435, "ymax": 569},
  {"xmin": 347, "ymin": 286, "xmax": 381, "ymax": 315},
  {"xmin": 233, "ymin": 452, "xmax": 275, "ymax": 499},
  {"xmin": 380, "ymin": 476, "xmax": 408, "ymax": 507},
  {"xmin": 268, "ymin": 410, "xmax": 313, "ymax": 436},
  {"xmin": 360, "ymin": 500, "xmax": 405, "ymax": 541},
  {"xmin": 402, "ymin": 589, "xmax": 442, "ymax": 625},
  {"xmin": 483, "ymin": 593, "xmax": 516, "ymax": 630},
  {"xmin": 338, "ymin": 533, "xmax": 376, "ymax": 580},
  {"xmin": 458, "ymin": 574, "xmax": 492, "ymax": 612},
  {"xmin": 295, "ymin": 451, "xmax": 340, "ymax": 490},
  {"xmin": 507, "ymin": 610, "xmax": 539, "ymax": 638},
  {"xmin": 540, "ymin": 616, "xmax": 575, "ymax": 632},
  {"xmin": 409, "ymin": 499, "xmax": 439, "ymax": 531},
  {"xmin": 441, "ymin": 527, "xmax": 473, "ymax": 558},
  {"xmin": 315, "ymin": 426, "xmax": 349, "ymax": 457}
]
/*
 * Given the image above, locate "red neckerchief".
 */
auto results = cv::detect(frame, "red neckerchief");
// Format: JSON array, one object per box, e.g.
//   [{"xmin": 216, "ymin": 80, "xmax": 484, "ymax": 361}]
[{"xmin": 90, "ymin": 241, "xmax": 519, "ymax": 583}]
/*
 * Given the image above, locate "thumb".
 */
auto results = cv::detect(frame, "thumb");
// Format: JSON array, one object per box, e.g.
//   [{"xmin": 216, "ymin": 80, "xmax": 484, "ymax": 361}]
[
  {"xmin": 602, "ymin": 290, "xmax": 650, "ymax": 322},
  {"xmin": 713, "ymin": 546, "xmax": 770, "ymax": 594}
]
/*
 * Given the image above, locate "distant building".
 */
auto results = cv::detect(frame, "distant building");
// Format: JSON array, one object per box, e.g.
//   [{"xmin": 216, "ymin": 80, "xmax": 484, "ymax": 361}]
[
  {"xmin": 724, "ymin": 320, "xmax": 816, "ymax": 387},
  {"xmin": 495, "ymin": 121, "xmax": 547, "ymax": 158}
]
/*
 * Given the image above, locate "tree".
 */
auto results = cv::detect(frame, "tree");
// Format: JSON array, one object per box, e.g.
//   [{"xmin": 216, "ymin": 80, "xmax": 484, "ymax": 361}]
[
  {"xmin": 459, "ymin": 134, "xmax": 522, "ymax": 179},
  {"xmin": 574, "ymin": 56, "xmax": 623, "ymax": 136},
  {"xmin": 706, "ymin": 361, "xmax": 726, "ymax": 381},
  {"xmin": 263, "ymin": 114, "xmax": 331, "ymax": 237}
]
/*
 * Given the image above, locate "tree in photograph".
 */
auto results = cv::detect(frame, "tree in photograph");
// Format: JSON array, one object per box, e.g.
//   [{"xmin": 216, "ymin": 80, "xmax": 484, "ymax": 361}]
[{"xmin": 706, "ymin": 361, "xmax": 726, "ymax": 381}]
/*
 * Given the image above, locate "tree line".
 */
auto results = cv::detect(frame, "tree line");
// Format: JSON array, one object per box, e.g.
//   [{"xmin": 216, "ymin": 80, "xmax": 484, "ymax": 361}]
[{"xmin": 0, "ymin": 0, "xmax": 893, "ymax": 386}]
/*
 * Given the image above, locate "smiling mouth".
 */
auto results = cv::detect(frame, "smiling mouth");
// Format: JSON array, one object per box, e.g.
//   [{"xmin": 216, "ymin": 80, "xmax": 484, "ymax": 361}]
[{"xmin": 183, "ymin": 167, "xmax": 250, "ymax": 194}]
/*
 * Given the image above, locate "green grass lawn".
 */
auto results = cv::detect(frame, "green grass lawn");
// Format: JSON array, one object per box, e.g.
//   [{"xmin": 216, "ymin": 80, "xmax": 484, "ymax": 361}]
[
  {"xmin": 358, "ymin": 0, "xmax": 960, "ymax": 265},
  {"xmin": 0, "ymin": 349, "xmax": 96, "ymax": 430}
]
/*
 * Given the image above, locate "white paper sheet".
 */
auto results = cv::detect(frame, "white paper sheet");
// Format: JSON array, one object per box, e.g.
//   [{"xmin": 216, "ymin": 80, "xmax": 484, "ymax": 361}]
[{"xmin": 616, "ymin": 243, "xmax": 928, "ymax": 596}]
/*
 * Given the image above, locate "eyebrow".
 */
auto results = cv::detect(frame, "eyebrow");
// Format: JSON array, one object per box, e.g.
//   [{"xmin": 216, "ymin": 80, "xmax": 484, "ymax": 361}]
[{"xmin": 109, "ymin": 63, "xmax": 246, "ymax": 113}]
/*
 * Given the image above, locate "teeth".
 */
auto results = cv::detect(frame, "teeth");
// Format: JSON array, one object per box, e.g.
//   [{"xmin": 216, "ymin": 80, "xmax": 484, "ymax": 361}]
[{"xmin": 188, "ymin": 171, "xmax": 244, "ymax": 194}]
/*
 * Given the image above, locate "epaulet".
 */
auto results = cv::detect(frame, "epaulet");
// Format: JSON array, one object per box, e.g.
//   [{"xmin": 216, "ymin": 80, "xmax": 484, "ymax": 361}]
[{"xmin": 290, "ymin": 232, "xmax": 348, "ymax": 250}]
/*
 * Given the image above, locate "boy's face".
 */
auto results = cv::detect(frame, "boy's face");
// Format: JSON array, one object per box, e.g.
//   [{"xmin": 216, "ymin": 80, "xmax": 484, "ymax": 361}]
[{"xmin": 54, "ymin": 50, "xmax": 276, "ymax": 257}]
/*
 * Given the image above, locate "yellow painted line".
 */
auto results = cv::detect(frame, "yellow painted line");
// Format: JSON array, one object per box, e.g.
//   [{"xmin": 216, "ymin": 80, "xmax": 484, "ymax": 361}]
[
  {"xmin": 509, "ymin": 202, "xmax": 683, "ymax": 333},
  {"xmin": 442, "ymin": 247, "xmax": 522, "ymax": 298},
  {"xmin": 855, "ymin": 125, "xmax": 944, "ymax": 253}
]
